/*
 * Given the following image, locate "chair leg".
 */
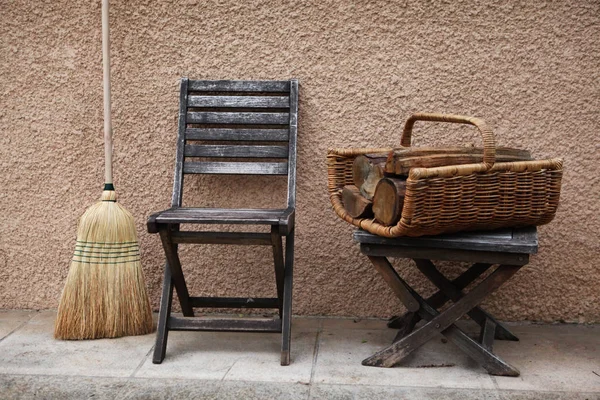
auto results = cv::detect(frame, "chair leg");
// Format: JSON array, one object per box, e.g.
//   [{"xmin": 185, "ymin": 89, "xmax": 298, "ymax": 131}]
[
  {"xmin": 153, "ymin": 263, "xmax": 174, "ymax": 364},
  {"xmin": 281, "ymin": 229, "xmax": 294, "ymax": 366},
  {"xmin": 271, "ymin": 226, "xmax": 285, "ymax": 318},
  {"xmin": 158, "ymin": 226, "xmax": 194, "ymax": 317}
]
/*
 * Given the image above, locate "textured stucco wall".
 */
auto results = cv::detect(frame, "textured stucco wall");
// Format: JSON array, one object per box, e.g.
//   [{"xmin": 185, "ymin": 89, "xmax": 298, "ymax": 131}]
[{"xmin": 1, "ymin": 0, "xmax": 598, "ymax": 322}]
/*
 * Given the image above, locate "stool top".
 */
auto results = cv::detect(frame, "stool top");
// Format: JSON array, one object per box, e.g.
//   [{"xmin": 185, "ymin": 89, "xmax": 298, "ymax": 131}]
[{"xmin": 353, "ymin": 226, "xmax": 538, "ymax": 254}]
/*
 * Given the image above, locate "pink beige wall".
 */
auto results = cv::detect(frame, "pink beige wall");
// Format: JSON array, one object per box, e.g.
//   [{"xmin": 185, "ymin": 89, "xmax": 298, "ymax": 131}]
[{"xmin": 1, "ymin": 0, "xmax": 598, "ymax": 322}]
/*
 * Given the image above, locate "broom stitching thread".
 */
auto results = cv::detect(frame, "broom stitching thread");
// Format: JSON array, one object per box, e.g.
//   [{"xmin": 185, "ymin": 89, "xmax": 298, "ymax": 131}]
[
  {"xmin": 72, "ymin": 253, "xmax": 140, "ymax": 259},
  {"xmin": 76, "ymin": 240, "xmax": 138, "ymax": 245},
  {"xmin": 69, "ymin": 259, "xmax": 142, "ymax": 265},
  {"xmin": 73, "ymin": 249, "xmax": 139, "ymax": 255}
]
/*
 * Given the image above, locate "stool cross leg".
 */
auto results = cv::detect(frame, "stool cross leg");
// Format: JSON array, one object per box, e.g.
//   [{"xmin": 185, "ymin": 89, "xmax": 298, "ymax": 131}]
[
  {"xmin": 362, "ymin": 256, "xmax": 521, "ymax": 376},
  {"xmin": 413, "ymin": 259, "xmax": 519, "ymax": 341},
  {"xmin": 354, "ymin": 227, "xmax": 538, "ymax": 377},
  {"xmin": 388, "ymin": 263, "xmax": 493, "ymax": 341}
]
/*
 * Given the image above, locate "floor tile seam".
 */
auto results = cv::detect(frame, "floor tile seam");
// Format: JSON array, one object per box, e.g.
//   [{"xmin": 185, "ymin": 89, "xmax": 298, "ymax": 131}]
[
  {"xmin": 220, "ymin": 360, "xmax": 237, "ymax": 382},
  {"xmin": 489, "ymin": 376, "xmax": 505, "ymax": 400},
  {"xmin": 115, "ymin": 346, "xmax": 160, "ymax": 400},
  {"xmin": 129, "ymin": 345, "xmax": 156, "ymax": 378},
  {"xmin": 307, "ymin": 325, "xmax": 323, "ymax": 400},
  {"xmin": 0, "ymin": 311, "xmax": 37, "ymax": 343}
]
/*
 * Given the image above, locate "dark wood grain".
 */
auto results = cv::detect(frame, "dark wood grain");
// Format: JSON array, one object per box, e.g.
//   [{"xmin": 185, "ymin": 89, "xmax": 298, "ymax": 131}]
[
  {"xmin": 387, "ymin": 263, "xmax": 492, "ymax": 329},
  {"xmin": 184, "ymin": 161, "xmax": 288, "ymax": 175},
  {"xmin": 187, "ymin": 111, "xmax": 289, "ymax": 125},
  {"xmin": 286, "ymin": 79, "xmax": 298, "ymax": 210},
  {"xmin": 354, "ymin": 227, "xmax": 538, "ymax": 255},
  {"xmin": 172, "ymin": 78, "xmax": 189, "ymax": 207},
  {"xmin": 188, "ymin": 80, "xmax": 290, "ymax": 93},
  {"xmin": 391, "ymin": 312, "xmax": 420, "ymax": 343},
  {"xmin": 154, "ymin": 208, "xmax": 289, "ymax": 225},
  {"xmin": 153, "ymin": 264, "xmax": 174, "ymax": 364},
  {"xmin": 184, "ymin": 144, "xmax": 288, "ymax": 158},
  {"xmin": 480, "ymin": 318, "xmax": 497, "ymax": 351},
  {"xmin": 189, "ymin": 296, "xmax": 279, "ymax": 309},
  {"xmin": 169, "ymin": 317, "xmax": 282, "ymax": 332},
  {"xmin": 361, "ymin": 244, "xmax": 529, "ymax": 265},
  {"xmin": 188, "ymin": 95, "xmax": 289, "ymax": 108},
  {"xmin": 271, "ymin": 226, "xmax": 285, "ymax": 316},
  {"xmin": 281, "ymin": 229, "xmax": 294, "ymax": 366},
  {"xmin": 158, "ymin": 228, "xmax": 194, "ymax": 317},
  {"xmin": 362, "ymin": 262, "xmax": 521, "ymax": 375},
  {"xmin": 414, "ymin": 259, "xmax": 519, "ymax": 341},
  {"xmin": 397, "ymin": 270, "xmax": 520, "ymax": 376},
  {"xmin": 186, "ymin": 128, "xmax": 289, "ymax": 141},
  {"xmin": 171, "ymin": 231, "xmax": 272, "ymax": 245},
  {"xmin": 368, "ymin": 256, "xmax": 420, "ymax": 312}
]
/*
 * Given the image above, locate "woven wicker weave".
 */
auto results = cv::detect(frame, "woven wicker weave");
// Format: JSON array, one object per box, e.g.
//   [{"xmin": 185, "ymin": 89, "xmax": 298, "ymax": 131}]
[{"xmin": 327, "ymin": 113, "xmax": 563, "ymax": 237}]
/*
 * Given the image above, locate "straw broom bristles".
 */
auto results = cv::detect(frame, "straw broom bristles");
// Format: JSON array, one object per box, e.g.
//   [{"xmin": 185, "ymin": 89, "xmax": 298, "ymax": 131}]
[{"xmin": 54, "ymin": 188, "xmax": 153, "ymax": 339}]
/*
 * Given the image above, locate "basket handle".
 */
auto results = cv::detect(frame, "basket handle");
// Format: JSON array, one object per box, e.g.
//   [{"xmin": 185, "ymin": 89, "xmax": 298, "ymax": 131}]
[{"xmin": 401, "ymin": 113, "xmax": 496, "ymax": 168}]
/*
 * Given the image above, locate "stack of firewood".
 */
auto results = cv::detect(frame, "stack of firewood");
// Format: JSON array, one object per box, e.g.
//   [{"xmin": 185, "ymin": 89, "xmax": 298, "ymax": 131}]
[{"xmin": 342, "ymin": 147, "xmax": 532, "ymax": 226}]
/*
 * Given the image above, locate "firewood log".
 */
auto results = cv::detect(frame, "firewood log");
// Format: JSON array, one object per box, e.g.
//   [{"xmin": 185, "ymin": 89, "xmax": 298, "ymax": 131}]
[
  {"xmin": 352, "ymin": 154, "xmax": 388, "ymax": 200},
  {"xmin": 385, "ymin": 147, "xmax": 532, "ymax": 175},
  {"xmin": 342, "ymin": 185, "xmax": 373, "ymax": 218},
  {"xmin": 372, "ymin": 177, "xmax": 407, "ymax": 226}
]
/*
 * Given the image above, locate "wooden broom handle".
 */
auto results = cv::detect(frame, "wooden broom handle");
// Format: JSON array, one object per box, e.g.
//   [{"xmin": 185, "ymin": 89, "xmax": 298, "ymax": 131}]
[
  {"xmin": 102, "ymin": 0, "xmax": 113, "ymax": 185},
  {"xmin": 401, "ymin": 113, "xmax": 496, "ymax": 167}
]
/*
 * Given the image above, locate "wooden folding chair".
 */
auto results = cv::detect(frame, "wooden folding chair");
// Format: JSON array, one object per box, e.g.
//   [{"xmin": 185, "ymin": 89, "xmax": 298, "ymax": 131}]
[{"xmin": 148, "ymin": 78, "xmax": 298, "ymax": 365}]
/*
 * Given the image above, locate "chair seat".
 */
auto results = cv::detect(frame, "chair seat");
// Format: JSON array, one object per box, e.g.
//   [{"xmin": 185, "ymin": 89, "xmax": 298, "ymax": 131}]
[{"xmin": 148, "ymin": 207, "xmax": 294, "ymax": 233}]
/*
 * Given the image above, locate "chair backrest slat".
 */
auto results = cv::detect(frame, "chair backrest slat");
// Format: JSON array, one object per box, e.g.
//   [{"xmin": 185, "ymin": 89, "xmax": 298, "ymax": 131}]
[
  {"xmin": 171, "ymin": 78, "xmax": 298, "ymax": 208},
  {"xmin": 185, "ymin": 128, "xmax": 289, "ymax": 142},
  {"xmin": 188, "ymin": 95, "xmax": 289, "ymax": 109},
  {"xmin": 188, "ymin": 80, "xmax": 290, "ymax": 93},
  {"xmin": 184, "ymin": 144, "xmax": 289, "ymax": 158},
  {"xmin": 187, "ymin": 111, "xmax": 289, "ymax": 125},
  {"xmin": 184, "ymin": 161, "xmax": 289, "ymax": 175}
]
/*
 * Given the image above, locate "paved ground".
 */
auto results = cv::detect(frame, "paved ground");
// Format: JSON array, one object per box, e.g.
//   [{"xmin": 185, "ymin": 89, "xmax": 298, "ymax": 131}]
[{"xmin": 0, "ymin": 310, "xmax": 598, "ymax": 399}]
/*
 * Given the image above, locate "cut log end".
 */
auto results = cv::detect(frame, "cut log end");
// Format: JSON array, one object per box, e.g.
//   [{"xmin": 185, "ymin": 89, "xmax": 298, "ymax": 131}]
[
  {"xmin": 352, "ymin": 154, "xmax": 387, "ymax": 200},
  {"xmin": 372, "ymin": 177, "xmax": 407, "ymax": 226},
  {"xmin": 342, "ymin": 185, "xmax": 373, "ymax": 219}
]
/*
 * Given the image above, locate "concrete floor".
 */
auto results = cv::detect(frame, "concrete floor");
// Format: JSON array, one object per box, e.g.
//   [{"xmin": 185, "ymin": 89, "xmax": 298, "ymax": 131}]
[{"xmin": 0, "ymin": 311, "xmax": 598, "ymax": 399}]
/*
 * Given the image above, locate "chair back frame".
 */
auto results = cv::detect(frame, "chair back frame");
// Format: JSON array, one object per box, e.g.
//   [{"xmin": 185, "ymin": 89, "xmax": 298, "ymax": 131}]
[{"xmin": 170, "ymin": 78, "xmax": 299, "ymax": 210}]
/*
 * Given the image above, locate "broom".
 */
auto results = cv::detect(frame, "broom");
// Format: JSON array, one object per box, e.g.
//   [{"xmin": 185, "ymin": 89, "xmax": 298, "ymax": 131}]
[{"xmin": 54, "ymin": 0, "xmax": 153, "ymax": 339}]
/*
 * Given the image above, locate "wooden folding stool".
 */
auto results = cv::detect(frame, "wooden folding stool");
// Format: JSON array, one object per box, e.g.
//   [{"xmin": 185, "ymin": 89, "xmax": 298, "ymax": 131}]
[
  {"xmin": 354, "ymin": 227, "xmax": 538, "ymax": 376},
  {"xmin": 148, "ymin": 78, "xmax": 298, "ymax": 365}
]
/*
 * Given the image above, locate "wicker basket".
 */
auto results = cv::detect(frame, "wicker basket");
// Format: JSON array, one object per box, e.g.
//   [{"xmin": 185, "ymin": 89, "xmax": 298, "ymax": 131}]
[{"xmin": 327, "ymin": 113, "xmax": 563, "ymax": 237}]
